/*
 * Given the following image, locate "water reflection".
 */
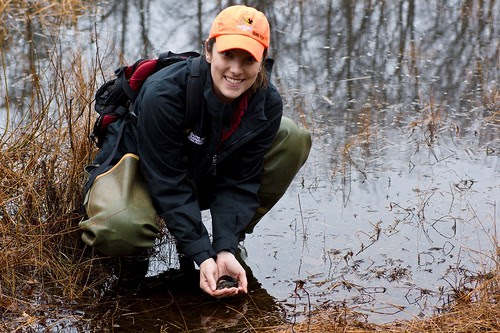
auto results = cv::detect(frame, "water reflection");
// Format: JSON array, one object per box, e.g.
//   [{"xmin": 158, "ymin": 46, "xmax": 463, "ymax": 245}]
[
  {"xmin": 2, "ymin": 1, "xmax": 497, "ymax": 133},
  {"xmin": 1, "ymin": 0, "xmax": 498, "ymax": 330},
  {"xmin": 85, "ymin": 261, "xmax": 284, "ymax": 332}
]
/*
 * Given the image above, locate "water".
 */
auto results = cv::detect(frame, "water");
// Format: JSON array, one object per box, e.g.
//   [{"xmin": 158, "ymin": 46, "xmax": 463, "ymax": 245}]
[{"xmin": 1, "ymin": 0, "xmax": 498, "ymax": 331}]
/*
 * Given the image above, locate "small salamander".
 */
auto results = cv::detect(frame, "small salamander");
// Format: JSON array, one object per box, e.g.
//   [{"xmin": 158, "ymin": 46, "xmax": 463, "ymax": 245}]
[{"xmin": 216, "ymin": 275, "xmax": 238, "ymax": 290}]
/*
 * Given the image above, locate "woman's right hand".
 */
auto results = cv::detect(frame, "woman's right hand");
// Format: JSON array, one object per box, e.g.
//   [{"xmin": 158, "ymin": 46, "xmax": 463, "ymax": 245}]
[{"xmin": 199, "ymin": 258, "xmax": 239, "ymax": 298}]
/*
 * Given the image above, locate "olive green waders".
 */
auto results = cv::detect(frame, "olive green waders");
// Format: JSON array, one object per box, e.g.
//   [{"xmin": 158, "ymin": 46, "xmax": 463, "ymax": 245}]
[
  {"xmin": 80, "ymin": 116, "xmax": 312, "ymax": 256},
  {"xmin": 80, "ymin": 153, "xmax": 160, "ymax": 256}
]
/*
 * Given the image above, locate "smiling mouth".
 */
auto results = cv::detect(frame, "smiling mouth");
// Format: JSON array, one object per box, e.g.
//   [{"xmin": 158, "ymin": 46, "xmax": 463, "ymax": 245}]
[{"xmin": 224, "ymin": 76, "xmax": 244, "ymax": 84}]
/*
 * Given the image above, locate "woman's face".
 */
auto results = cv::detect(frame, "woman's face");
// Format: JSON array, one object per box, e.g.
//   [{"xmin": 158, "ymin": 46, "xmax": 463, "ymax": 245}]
[{"xmin": 207, "ymin": 42, "xmax": 262, "ymax": 103}]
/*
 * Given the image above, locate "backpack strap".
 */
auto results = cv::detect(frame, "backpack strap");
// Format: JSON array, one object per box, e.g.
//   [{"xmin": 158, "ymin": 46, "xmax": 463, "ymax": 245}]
[
  {"xmin": 117, "ymin": 67, "xmax": 138, "ymax": 102},
  {"xmin": 185, "ymin": 56, "xmax": 204, "ymax": 125},
  {"xmin": 83, "ymin": 115, "xmax": 130, "ymax": 195}
]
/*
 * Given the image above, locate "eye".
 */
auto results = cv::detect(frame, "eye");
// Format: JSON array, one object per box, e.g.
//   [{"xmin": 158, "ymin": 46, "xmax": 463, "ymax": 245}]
[
  {"xmin": 245, "ymin": 56, "xmax": 257, "ymax": 64},
  {"xmin": 222, "ymin": 50, "xmax": 234, "ymax": 58}
]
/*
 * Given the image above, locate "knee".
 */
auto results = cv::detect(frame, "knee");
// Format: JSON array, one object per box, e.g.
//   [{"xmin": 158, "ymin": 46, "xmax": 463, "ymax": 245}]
[
  {"xmin": 266, "ymin": 116, "xmax": 312, "ymax": 169},
  {"xmin": 260, "ymin": 117, "xmax": 311, "ymax": 192},
  {"xmin": 80, "ymin": 215, "xmax": 159, "ymax": 256}
]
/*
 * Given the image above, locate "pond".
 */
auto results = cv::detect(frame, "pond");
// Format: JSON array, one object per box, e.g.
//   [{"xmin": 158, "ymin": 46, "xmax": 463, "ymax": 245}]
[{"xmin": 1, "ymin": 0, "xmax": 498, "ymax": 332}]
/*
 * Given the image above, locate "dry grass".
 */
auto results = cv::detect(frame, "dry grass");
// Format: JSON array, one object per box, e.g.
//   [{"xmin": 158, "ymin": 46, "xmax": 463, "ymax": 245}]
[
  {"xmin": 0, "ymin": 53, "xmax": 100, "ymax": 313},
  {"xmin": 0, "ymin": 1, "xmax": 105, "ymax": 329}
]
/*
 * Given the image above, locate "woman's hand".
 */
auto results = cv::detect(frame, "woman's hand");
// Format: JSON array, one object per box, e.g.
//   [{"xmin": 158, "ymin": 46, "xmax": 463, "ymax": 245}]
[
  {"xmin": 199, "ymin": 252, "xmax": 248, "ymax": 298},
  {"xmin": 216, "ymin": 251, "xmax": 248, "ymax": 295},
  {"xmin": 199, "ymin": 257, "xmax": 240, "ymax": 298}
]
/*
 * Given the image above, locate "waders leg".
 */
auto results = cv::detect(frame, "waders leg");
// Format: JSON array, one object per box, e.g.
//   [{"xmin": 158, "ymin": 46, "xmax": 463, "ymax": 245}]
[{"xmin": 244, "ymin": 116, "xmax": 312, "ymax": 235}]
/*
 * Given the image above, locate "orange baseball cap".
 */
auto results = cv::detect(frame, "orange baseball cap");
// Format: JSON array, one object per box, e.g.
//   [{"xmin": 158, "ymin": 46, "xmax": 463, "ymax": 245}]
[{"xmin": 208, "ymin": 5, "xmax": 270, "ymax": 62}]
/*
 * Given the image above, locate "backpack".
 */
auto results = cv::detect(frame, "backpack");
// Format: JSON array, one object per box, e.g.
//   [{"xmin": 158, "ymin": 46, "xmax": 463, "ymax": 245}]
[
  {"xmin": 90, "ymin": 50, "xmax": 201, "ymax": 148},
  {"xmin": 84, "ymin": 51, "xmax": 204, "ymax": 195}
]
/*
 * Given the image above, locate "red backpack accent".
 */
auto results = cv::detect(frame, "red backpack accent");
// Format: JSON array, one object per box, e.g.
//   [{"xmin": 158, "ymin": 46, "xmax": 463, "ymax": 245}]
[{"xmin": 127, "ymin": 59, "xmax": 159, "ymax": 91}]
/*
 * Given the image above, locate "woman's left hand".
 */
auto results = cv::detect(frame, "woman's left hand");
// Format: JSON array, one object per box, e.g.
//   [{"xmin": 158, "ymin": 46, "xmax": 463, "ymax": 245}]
[{"xmin": 215, "ymin": 251, "xmax": 248, "ymax": 295}]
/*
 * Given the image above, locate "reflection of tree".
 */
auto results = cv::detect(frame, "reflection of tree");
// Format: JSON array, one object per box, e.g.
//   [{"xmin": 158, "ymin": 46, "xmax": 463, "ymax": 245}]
[
  {"xmin": 297, "ymin": 0, "xmax": 304, "ymax": 92},
  {"xmin": 267, "ymin": 0, "xmax": 496, "ymax": 126},
  {"xmin": 108, "ymin": 0, "xmax": 153, "ymax": 58},
  {"xmin": 397, "ymin": 0, "xmax": 418, "ymax": 106},
  {"xmin": 4, "ymin": 10, "xmax": 50, "ymax": 125},
  {"xmin": 137, "ymin": 0, "xmax": 153, "ymax": 57},
  {"xmin": 342, "ymin": 0, "xmax": 354, "ymax": 113},
  {"xmin": 372, "ymin": 1, "xmax": 388, "ymax": 104},
  {"xmin": 100, "ymin": 1, "xmax": 209, "ymax": 59},
  {"xmin": 197, "ymin": 0, "xmax": 203, "ymax": 49},
  {"xmin": 120, "ymin": 1, "xmax": 127, "ymax": 59},
  {"xmin": 3, "ymin": 0, "xmax": 497, "ymax": 127}
]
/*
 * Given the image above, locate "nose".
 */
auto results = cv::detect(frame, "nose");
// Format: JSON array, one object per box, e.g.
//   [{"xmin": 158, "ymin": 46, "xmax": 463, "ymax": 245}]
[{"xmin": 229, "ymin": 58, "xmax": 244, "ymax": 76}]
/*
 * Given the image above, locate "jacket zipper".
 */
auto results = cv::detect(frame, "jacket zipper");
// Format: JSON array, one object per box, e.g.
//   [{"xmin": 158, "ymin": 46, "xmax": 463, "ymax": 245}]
[
  {"xmin": 212, "ymin": 154, "xmax": 217, "ymax": 176},
  {"xmin": 211, "ymin": 112, "xmax": 278, "ymax": 176}
]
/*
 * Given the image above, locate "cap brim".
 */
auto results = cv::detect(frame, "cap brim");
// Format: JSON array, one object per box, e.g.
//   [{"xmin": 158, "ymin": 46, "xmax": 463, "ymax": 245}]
[{"xmin": 215, "ymin": 34, "xmax": 265, "ymax": 62}]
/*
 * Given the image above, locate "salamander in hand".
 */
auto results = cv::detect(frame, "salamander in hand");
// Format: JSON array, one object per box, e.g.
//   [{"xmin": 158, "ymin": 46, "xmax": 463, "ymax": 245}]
[{"xmin": 216, "ymin": 275, "xmax": 238, "ymax": 290}]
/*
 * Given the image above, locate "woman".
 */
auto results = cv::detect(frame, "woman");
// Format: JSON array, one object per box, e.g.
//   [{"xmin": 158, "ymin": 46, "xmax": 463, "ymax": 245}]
[{"xmin": 82, "ymin": 5, "xmax": 311, "ymax": 298}]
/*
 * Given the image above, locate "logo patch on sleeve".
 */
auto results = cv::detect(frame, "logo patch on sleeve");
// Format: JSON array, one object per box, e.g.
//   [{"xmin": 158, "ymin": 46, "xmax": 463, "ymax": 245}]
[{"xmin": 188, "ymin": 132, "xmax": 205, "ymax": 145}]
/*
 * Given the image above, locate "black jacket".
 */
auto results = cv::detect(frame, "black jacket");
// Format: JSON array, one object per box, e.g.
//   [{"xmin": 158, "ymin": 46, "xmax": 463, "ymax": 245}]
[{"xmin": 134, "ymin": 57, "xmax": 283, "ymax": 266}]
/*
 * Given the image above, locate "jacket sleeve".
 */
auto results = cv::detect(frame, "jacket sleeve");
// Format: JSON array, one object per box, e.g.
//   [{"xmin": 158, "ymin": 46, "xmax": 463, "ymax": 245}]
[
  {"xmin": 135, "ymin": 74, "xmax": 216, "ymax": 266},
  {"xmin": 210, "ymin": 86, "xmax": 283, "ymax": 254}
]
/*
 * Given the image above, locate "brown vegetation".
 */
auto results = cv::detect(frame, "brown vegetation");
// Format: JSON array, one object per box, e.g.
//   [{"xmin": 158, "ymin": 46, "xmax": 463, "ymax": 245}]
[{"xmin": 0, "ymin": 1, "xmax": 104, "ymax": 330}]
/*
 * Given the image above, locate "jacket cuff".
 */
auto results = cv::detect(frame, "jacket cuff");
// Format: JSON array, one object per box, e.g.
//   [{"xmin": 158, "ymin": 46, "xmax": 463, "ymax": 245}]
[
  {"xmin": 182, "ymin": 237, "xmax": 216, "ymax": 266},
  {"xmin": 192, "ymin": 251, "xmax": 217, "ymax": 267},
  {"xmin": 212, "ymin": 236, "xmax": 238, "ymax": 255}
]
